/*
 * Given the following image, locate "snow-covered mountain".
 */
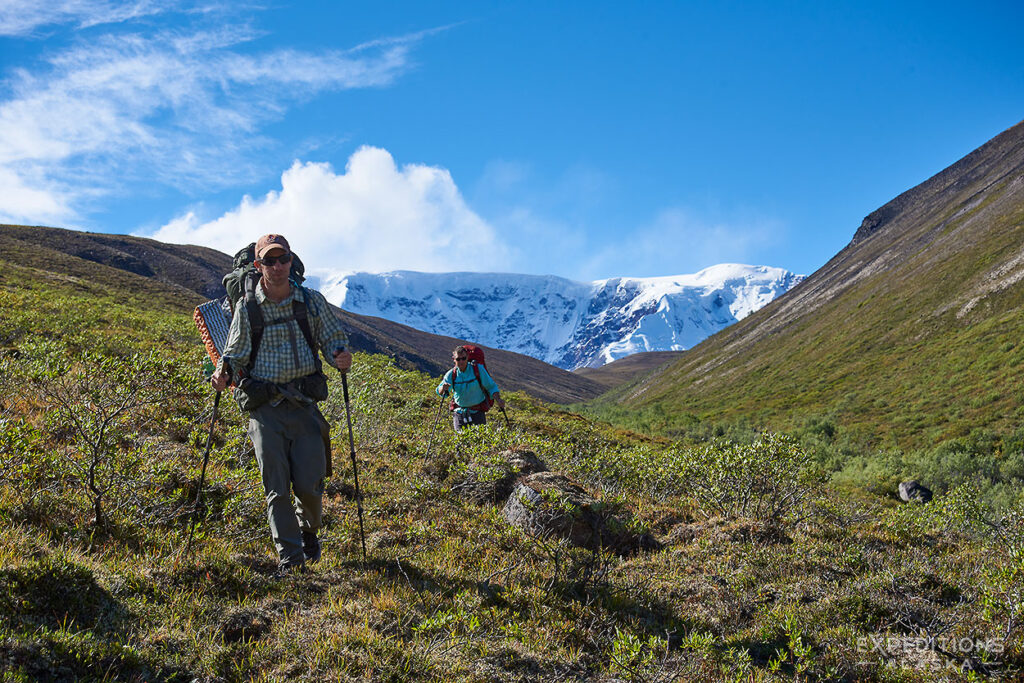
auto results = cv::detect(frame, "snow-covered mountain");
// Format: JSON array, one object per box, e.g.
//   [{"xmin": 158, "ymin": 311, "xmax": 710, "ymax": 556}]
[{"xmin": 319, "ymin": 264, "xmax": 804, "ymax": 370}]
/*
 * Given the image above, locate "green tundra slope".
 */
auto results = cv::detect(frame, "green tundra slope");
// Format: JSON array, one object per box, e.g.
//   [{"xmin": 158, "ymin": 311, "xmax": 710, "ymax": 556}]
[
  {"xmin": 2, "ymin": 218, "xmax": 1023, "ymax": 681},
  {"xmin": 588, "ymin": 120, "xmax": 1024, "ymax": 451}
]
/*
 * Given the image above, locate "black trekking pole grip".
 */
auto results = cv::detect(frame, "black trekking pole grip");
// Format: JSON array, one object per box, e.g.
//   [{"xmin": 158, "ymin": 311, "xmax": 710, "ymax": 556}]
[
  {"xmin": 184, "ymin": 389, "xmax": 221, "ymax": 559},
  {"xmin": 339, "ymin": 370, "xmax": 368, "ymax": 563}
]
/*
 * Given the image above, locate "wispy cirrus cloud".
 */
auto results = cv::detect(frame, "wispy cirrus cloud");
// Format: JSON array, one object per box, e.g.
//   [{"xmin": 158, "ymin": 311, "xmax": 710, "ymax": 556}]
[
  {"xmin": 0, "ymin": 10, "xmax": 427, "ymax": 224},
  {"xmin": 0, "ymin": 0, "xmax": 194, "ymax": 36}
]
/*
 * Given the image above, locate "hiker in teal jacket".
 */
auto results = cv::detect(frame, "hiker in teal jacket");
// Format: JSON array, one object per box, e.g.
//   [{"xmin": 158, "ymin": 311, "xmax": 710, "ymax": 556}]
[{"xmin": 436, "ymin": 345, "xmax": 505, "ymax": 431}]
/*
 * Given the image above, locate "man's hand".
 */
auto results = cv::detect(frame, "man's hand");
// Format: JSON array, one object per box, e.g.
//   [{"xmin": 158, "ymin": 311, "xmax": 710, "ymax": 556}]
[
  {"xmin": 211, "ymin": 368, "xmax": 229, "ymax": 392},
  {"xmin": 333, "ymin": 348, "xmax": 353, "ymax": 373},
  {"xmin": 493, "ymin": 392, "xmax": 506, "ymax": 410},
  {"xmin": 439, "ymin": 383, "xmax": 450, "ymax": 397}
]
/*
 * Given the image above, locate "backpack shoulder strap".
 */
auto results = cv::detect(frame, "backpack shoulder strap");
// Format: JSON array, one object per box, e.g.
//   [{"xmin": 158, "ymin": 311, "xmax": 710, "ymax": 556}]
[
  {"xmin": 471, "ymin": 361, "xmax": 490, "ymax": 399},
  {"xmin": 244, "ymin": 283, "xmax": 323, "ymax": 375},
  {"xmin": 292, "ymin": 288, "xmax": 322, "ymax": 371},
  {"xmin": 244, "ymin": 271, "xmax": 265, "ymax": 373}
]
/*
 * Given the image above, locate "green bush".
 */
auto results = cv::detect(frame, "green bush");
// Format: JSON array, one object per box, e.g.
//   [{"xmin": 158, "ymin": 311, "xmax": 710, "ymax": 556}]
[
  {"xmin": 832, "ymin": 431, "xmax": 1024, "ymax": 508},
  {"xmin": 671, "ymin": 433, "xmax": 824, "ymax": 522}
]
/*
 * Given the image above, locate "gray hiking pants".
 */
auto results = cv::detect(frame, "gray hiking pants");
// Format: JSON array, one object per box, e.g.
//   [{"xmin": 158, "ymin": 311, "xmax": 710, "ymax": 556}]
[
  {"xmin": 248, "ymin": 401, "xmax": 326, "ymax": 566},
  {"xmin": 453, "ymin": 410, "xmax": 486, "ymax": 431}
]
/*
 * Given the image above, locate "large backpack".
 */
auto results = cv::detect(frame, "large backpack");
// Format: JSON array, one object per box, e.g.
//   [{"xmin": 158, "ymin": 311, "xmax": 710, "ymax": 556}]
[
  {"xmin": 222, "ymin": 242, "xmax": 306, "ymax": 313},
  {"xmin": 220, "ymin": 243, "xmax": 318, "ymax": 377},
  {"xmin": 453, "ymin": 344, "xmax": 494, "ymax": 412}
]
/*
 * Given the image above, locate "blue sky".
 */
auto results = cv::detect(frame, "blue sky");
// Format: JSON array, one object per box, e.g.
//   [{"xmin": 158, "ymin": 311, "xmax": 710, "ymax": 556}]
[{"xmin": 1, "ymin": 1, "xmax": 1021, "ymax": 282}]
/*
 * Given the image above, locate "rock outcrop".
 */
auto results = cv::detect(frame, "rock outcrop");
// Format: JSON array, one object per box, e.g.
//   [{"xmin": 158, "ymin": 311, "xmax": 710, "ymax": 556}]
[
  {"xmin": 502, "ymin": 472, "xmax": 659, "ymax": 555},
  {"xmin": 451, "ymin": 448, "xmax": 548, "ymax": 505},
  {"xmin": 898, "ymin": 480, "xmax": 933, "ymax": 504}
]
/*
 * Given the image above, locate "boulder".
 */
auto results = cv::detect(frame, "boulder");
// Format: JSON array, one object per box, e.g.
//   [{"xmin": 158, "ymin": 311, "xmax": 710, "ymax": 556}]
[
  {"xmin": 451, "ymin": 448, "xmax": 548, "ymax": 504},
  {"xmin": 502, "ymin": 472, "xmax": 660, "ymax": 555},
  {"xmin": 898, "ymin": 480, "xmax": 933, "ymax": 503}
]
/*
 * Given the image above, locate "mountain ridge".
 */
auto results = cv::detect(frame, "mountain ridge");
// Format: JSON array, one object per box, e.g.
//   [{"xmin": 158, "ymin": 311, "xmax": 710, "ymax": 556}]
[
  {"xmin": 594, "ymin": 119, "xmax": 1024, "ymax": 448},
  {"xmin": 321, "ymin": 265, "xmax": 804, "ymax": 370},
  {"xmin": 0, "ymin": 224, "xmax": 606, "ymax": 405}
]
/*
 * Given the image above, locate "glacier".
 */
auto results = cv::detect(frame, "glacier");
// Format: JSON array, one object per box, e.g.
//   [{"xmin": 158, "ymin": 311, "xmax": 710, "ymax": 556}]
[{"xmin": 317, "ymin": 264, "xmax": 804, "ymax": 370}]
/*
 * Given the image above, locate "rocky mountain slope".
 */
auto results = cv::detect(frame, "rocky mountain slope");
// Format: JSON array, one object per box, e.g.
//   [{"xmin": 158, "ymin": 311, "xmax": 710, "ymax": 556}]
[
  {"xmin": 0, "ymin": 224, "xmax": 605, "ymax": 404},
  {"xmin": 595, "ymin": 119, "xmax": 1024, "ymax": 448},
  {"xmin": 321, "ymin": 265, "xmax": 804, "ymax": 370}
]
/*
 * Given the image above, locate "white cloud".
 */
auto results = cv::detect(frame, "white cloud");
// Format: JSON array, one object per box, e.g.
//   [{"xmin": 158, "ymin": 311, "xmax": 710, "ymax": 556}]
[
  {"xmin": 0, "ymin": 167, "xmax": 76, "ymax": 223},
  {"xmin": 149, "ymin": 146, "xmax": 516, "ymax": 274},
  {"xmin": 0, "ymin": 22, "xmax": 423, "ymax": 224},
  {"xmin": 581, "ymin": 207, "xmax": 784, "ymax": 279},
  {"xmin": 0, "ymin": 0, "xmax": 188, "ymax": 36}
]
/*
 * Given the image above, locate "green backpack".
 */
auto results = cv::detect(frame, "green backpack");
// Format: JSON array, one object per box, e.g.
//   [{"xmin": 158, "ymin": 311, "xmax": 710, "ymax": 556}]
[{"xmin": 221, "ymin": 242, "xmax": 306, "ymax": 314}]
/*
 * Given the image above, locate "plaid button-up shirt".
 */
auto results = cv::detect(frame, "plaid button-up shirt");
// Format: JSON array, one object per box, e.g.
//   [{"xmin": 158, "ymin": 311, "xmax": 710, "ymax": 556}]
[{"xmin": 220, "ymin": 281, "xmax": 349, "ymax": 385}]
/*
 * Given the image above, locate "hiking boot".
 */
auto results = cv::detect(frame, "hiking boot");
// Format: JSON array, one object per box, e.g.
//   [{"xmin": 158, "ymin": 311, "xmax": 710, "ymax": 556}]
[
  {"xmin": 302, "ymin": 530, "xmax": 321, "ymax": 564},
  {"xmin": 273, "ymin": 560, "xmax": 306, "ymax": 580}
]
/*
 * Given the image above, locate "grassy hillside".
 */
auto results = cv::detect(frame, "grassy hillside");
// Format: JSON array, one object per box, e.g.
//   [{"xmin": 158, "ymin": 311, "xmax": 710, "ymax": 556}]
[
  {"xmin": 574, "ymin": 351, "xmax": 685, "ymax": 390},
  {"xmin": 2, "ymin": 225, "xmax": 1024, "ymax": 680},
  {"xmin": 582, "ymin": 122, "xmax": 1024, "ymax": 474},
  {"xmin": 0, "ymin": 224, "xmax": 605, "ymax": 405}
]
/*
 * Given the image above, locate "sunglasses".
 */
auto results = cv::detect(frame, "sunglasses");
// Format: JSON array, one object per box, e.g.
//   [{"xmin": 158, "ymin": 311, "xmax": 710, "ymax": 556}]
[
  {"xmin": 259, "ymin": 253, "xmax": 292, "ymax": 266},
  {"xmin": 455, "ymin": 355, "xmax": 468, "ymax": 361}
]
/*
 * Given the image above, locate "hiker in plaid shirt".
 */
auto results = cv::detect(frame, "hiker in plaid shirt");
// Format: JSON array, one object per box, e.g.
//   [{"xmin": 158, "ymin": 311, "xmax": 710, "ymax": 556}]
[{"xmin": 211, "ymin": 234, "xmax": 352, "ymax": 575}]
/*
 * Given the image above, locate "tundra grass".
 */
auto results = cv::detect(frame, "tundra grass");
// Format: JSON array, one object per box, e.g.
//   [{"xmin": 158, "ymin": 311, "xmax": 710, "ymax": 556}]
[{"xmin": 1, "ymin": 276, "xmax": 1023, "ymax": 681}]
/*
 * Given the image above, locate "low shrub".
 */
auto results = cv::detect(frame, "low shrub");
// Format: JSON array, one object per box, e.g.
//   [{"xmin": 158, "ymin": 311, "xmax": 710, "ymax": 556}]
[{"xmin": 671, "ymin": 433, "xmax": 824, "ymax": 522}]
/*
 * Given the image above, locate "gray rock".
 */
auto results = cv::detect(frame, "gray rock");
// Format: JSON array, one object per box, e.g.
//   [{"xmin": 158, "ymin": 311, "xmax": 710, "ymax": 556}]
[
  {"xmin": 451, "ymin": 448, "xmax": 548, "ymax": 504},
  {"xmin": 898, "ymin": 480, "xmax": 933, "ymax": 503},
  {"xmin": 502, "ymin": 472, "xmax": 660, "ymax": 555}
]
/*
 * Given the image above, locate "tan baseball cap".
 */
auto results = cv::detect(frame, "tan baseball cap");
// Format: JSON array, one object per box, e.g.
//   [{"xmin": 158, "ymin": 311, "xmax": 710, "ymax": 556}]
[{"xmin": 255, "ymin": 234, "xmax": 291, "ymax": 259}]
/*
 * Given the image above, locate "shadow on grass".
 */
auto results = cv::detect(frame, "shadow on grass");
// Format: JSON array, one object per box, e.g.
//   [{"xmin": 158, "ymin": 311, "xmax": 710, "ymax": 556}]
[{"xmin": 0, "ymin": 554, "xmax": 194, "ymax": 681}]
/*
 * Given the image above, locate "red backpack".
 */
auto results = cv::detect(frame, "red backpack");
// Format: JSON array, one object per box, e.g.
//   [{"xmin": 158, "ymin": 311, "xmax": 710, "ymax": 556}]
[{"xmin": 452, "ymin": 344, "xmax": 494, "ymax": 412}]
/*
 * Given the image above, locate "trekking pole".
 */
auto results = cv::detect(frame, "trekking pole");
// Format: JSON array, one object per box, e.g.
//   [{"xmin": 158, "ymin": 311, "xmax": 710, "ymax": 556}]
[
  {"xmin": 184, "ymin": 390, "xmax": 221, "ymax": 559},
  {"xmin": 499, "ymin": 403, "xmax": 512, "ymax": 430},
  {"xmin": 424, "ymin": 393, "xmax": 446, "ymax": 460},
  {"xmin": 340, "ymin": 371, "xmax": 368, "ymax": 563}
]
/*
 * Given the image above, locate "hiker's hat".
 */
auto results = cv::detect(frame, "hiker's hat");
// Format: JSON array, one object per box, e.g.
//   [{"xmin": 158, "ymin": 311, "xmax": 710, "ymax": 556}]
[{"xmin": 256, "ymin": 234, "xmax": 290, "ymax": 259}]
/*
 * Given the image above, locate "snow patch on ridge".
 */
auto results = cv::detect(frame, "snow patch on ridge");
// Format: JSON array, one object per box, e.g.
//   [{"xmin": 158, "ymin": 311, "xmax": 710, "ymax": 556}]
[{"xmin": 318, "ymin": 264, "xmax": 804, "ymax": 370}]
